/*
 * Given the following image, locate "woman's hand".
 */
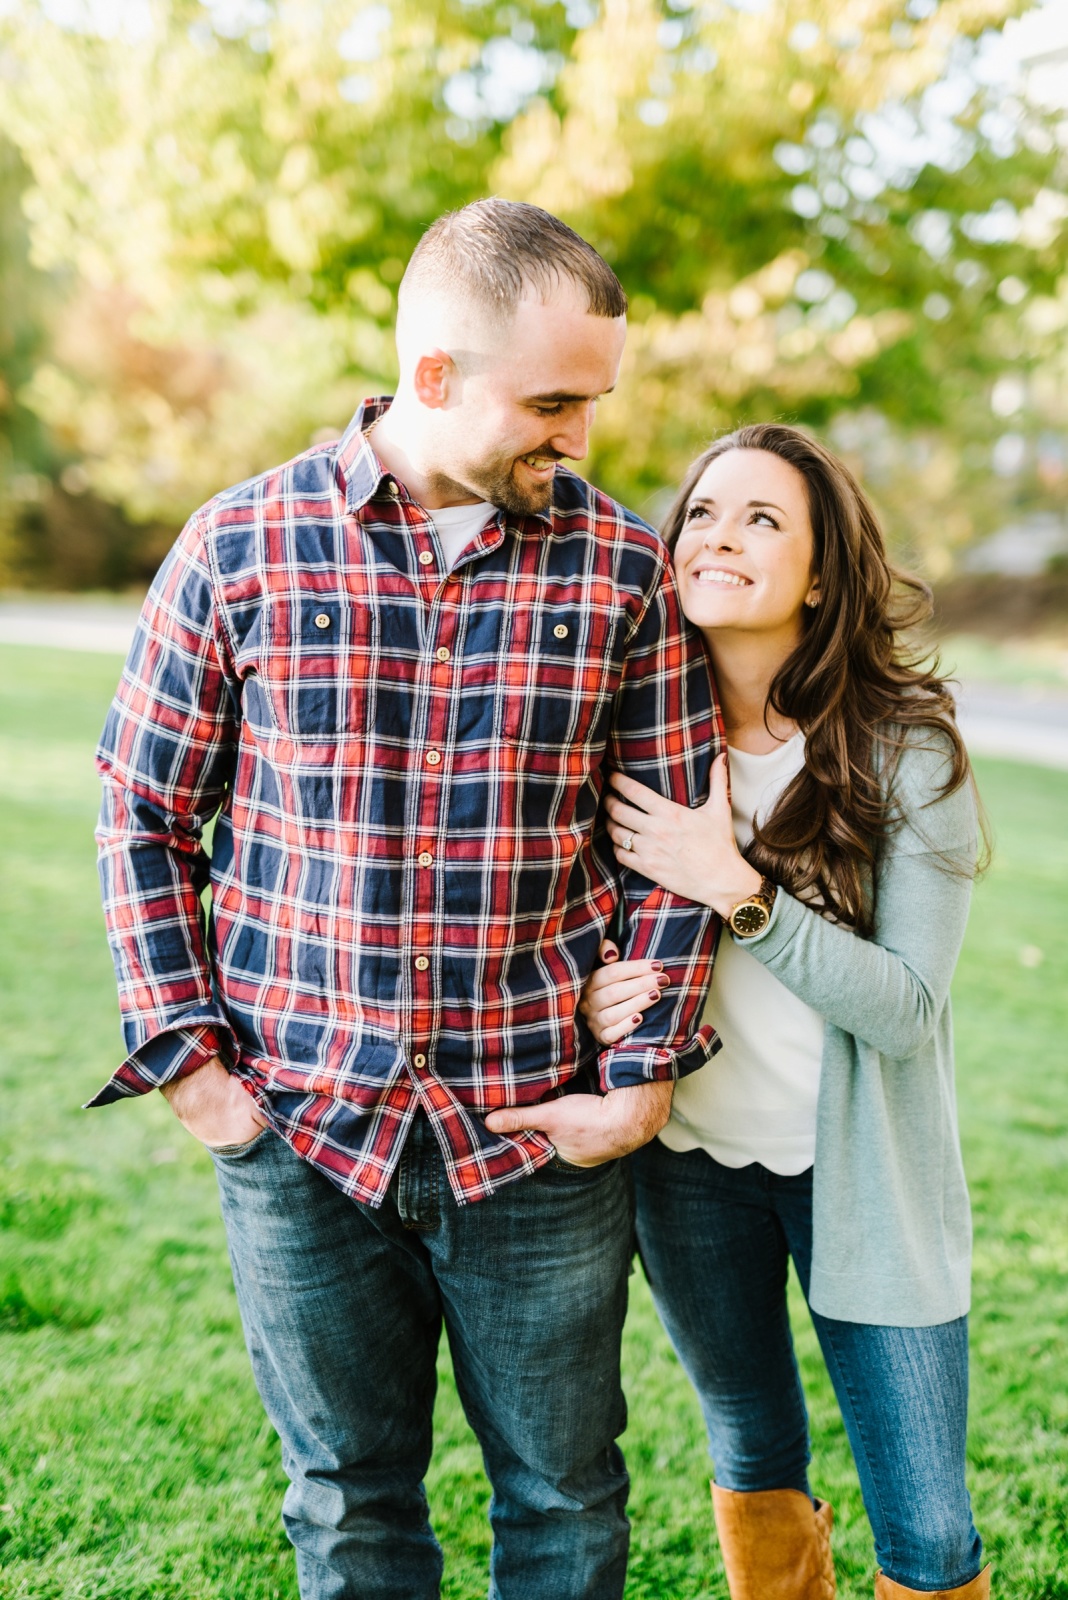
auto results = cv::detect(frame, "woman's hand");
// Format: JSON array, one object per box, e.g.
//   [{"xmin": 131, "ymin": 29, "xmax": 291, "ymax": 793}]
[
  {"xmin": 578, "ymin": 939, "xmax": 669, "ymax": 1044},
  {"xmin": 605, "ymin": 753, "xmax": 761, "ymax": 918}
]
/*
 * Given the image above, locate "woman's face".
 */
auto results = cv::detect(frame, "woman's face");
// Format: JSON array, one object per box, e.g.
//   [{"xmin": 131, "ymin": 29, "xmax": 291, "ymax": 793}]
[{"xmin": 672, "ymin": 448, "xmax": 819, "ymax": 645}]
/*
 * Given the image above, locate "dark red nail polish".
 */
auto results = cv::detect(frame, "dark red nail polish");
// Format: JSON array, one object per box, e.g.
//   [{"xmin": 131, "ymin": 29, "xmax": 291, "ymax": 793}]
[
  {"xmin": 651, "ymin": 961, "xmax": 664, "ymax": 971},
  {"xmin": 657, "ymin": 974, "xmax": 670, "ymax": 987},
  {"xmin": 631, "ymin": 1014, "xmax": 643, "ymax": 1025}
]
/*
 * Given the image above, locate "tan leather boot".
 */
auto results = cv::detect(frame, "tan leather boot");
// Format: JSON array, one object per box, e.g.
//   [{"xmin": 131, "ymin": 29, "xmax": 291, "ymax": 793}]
[
  {"xmin": 875, "ymin": 1566, "xmax": 991, "ymax": 1600},
  {"xmin": 712, "ymin": 1484, "xmax": 836, "ymax": 1599}
]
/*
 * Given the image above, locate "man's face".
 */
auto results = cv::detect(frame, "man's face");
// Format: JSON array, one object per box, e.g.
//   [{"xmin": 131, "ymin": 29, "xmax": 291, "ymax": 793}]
[{"xmin": 431, "ymin": 287, "xmax": 627, "ymax": 516}]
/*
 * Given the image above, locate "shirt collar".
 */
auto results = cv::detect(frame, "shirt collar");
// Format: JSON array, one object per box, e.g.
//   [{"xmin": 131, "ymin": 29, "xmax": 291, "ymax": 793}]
[{"xmin": 334, "ymin": 396, "xmax": 553, "ymax": 529}]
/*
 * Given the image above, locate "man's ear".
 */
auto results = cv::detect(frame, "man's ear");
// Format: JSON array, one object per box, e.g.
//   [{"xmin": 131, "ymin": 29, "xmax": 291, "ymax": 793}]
[{"xmin": 412, "ymin": 348, "xmax": 455, "ymax": 410}]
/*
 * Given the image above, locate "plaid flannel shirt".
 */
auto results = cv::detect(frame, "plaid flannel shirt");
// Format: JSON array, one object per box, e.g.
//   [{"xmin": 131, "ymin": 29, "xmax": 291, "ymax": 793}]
[{"xmin": 92, "ymin": 397, "xmax": 723, "ymax": 1205}]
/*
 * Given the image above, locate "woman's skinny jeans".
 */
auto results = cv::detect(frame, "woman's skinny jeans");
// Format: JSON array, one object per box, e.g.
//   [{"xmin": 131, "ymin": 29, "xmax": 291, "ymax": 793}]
[{"xmin": 632, "ymin": 1139, "xmax": 984, "ymax": 1592}]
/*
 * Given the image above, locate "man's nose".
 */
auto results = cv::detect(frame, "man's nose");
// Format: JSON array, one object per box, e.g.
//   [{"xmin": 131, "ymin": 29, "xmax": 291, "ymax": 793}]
[{"xmin": 550, "ymin": 402, "xmax": 596, "ymax": 462}]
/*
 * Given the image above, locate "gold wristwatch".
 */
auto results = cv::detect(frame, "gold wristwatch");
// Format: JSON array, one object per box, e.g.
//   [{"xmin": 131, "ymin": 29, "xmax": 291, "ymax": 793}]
[{"xmin": 727, "ymin": 876, "xmax": 778, "ymax": 939}]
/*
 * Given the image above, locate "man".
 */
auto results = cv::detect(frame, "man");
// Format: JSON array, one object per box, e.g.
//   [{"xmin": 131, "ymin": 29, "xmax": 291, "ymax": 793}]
[{"xmin": 93, "ymin": 200, "xmax": 721, "ymax": 1599}]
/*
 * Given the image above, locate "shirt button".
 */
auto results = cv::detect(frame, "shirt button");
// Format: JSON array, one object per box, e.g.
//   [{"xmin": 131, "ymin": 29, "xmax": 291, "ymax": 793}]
[
  {"xmin": 425, "ymin": 749, "xmax": 442, "ymax": 766},
  {"xmin": 435, "ymin": 647, "xmax": 451, "ymax": 663},
  {"xmin": 387, "ymin": 479, "xmax": 399, "ymax": 497},
  {"xmin": 417, "ymin": 850, "xmax": 434, "ymax": 867},
  {"xmin": 418, "ymin": 550, "xmax": 434, "ymax": 566},
  {"xmin": 414, "ymin": 956, "xmax": 429, "ymax": 971},
  {"xmin": 553, "ymin": 623, "xmax": 569, "ymax": 639},
  {"xmin": 412, "ymin": 1053, "xmax": 427, "ymax": 1068},
  {"xmin": 314, "ymin": 613, "xmax": 332, "ymax": 630}
]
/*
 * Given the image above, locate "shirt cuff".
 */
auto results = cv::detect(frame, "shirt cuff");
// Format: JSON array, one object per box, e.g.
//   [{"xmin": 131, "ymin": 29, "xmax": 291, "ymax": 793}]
[
  {"xmin": 84, "ymin": 1008, "xmax": 235, "ymax": 1107},
  {"xmin": 597, "ymin": 1023, "xmax": 720, "ymax": 1091}
]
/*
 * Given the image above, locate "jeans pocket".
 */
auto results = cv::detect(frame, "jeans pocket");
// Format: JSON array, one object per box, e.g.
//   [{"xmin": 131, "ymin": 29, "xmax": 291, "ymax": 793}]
[
  {"xmin": 207, "ymin": 1127, "xmax": 272, "ymax": 1160},
  {"xmin": 545, "ymin": 1152, "xmax": 618, "ymax": 1180}
]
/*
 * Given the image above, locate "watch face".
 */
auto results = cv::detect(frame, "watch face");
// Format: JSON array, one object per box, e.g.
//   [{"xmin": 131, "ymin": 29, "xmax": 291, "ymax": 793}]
[{"xmin": 731, "ymin": 901, "xmax": 770, "ymax": 937}]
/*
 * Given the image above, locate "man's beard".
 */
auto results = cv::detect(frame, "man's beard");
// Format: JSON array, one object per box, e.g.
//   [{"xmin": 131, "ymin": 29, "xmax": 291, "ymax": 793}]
[{"xmin": 431, "ymin": 450, "xmax": 558, "ymax": 519}]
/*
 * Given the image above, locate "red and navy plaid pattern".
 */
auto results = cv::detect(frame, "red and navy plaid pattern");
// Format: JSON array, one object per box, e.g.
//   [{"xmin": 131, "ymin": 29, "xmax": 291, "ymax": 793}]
[{"xmin": 92, "ymin": 398, "xmax": 723, "ymax": 1205}]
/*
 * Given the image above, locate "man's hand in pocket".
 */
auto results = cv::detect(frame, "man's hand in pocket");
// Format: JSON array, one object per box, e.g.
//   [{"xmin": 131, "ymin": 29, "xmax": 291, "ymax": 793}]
[{"xmin": 161, "ymin": 1057, "xmax": 267, "ymax": 1149}]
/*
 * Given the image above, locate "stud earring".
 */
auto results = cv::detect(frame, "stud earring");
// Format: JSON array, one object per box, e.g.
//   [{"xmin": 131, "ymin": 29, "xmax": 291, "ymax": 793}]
[{"xmin": 806, "ymin": 595, "xmax": 820, "ymax": 608}]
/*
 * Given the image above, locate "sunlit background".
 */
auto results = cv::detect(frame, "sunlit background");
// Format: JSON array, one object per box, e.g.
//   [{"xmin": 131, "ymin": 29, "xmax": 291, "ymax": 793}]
[
  {"xmin": 0, "ymin": 0, "xmax": 1066, "ymax": 607},
  {"xmin": 0, "ymin": 11, "xmax": 1066, "ymax": 1594}
]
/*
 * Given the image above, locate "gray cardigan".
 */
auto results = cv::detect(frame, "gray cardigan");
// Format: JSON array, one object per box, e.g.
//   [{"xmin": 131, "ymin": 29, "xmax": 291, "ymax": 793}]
[{"xmin": 739, "ymin": 734, "xmax": 977, "ymax": 1327}]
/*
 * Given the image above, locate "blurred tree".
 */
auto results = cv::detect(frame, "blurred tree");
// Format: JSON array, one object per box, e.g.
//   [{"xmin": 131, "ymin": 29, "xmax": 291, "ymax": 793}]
[
  {"xmin": 0, "ymin": 0, "xmax": 1064, "ymax": 579},
  {"xmin": 0, "ymin": 137, "xmax": 56, "ymax": 582},
  {"xmin": 498, "ymin": 0, "xmax": 1066, "ymax": 566}
]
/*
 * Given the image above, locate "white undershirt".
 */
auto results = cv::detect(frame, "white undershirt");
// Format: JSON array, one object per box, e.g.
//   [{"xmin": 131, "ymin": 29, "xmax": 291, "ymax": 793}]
[
  {"xmin": 429, "ymin": 501, "xmax": 497, "ymax": 571},
  {"xmin": 659, "ymin": 731, "xmax": 826, "ymax": 1175}
]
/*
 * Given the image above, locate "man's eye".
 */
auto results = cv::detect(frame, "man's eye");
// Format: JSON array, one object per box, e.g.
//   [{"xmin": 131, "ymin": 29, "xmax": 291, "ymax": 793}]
[{"xmin": 535, "ymin": 404, "xmax": 565, "ymax": 417}]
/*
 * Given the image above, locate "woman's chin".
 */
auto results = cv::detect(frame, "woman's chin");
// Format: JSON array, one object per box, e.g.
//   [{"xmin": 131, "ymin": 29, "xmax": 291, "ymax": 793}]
[{"xmin": 680, "ymin": 593, "xmax": 755, "ymax": 630}]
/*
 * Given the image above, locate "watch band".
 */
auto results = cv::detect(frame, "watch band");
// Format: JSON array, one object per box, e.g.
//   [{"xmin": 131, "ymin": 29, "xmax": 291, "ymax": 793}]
[{"xmin": 727, "ymin": 876, "xmax": 778, "ymax": 939}]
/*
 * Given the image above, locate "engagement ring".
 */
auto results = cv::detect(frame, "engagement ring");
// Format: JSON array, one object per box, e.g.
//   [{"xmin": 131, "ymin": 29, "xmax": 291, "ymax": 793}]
[{"xmin": 621, "ymin": 832, "xmax": 634, "ymax": 852}]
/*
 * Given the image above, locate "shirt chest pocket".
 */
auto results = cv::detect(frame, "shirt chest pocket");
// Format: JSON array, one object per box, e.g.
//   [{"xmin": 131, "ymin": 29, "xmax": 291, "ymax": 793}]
[
  {"xmin": 254, "ymin": 596, "xmax": 379, "ymax": 743},
  {"xmin": 498, "ymin": 598, "xmax": 618, "ymax": 755}
]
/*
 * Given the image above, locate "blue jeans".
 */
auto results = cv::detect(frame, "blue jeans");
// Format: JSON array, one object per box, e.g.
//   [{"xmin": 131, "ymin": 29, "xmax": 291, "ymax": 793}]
[
  {"xmin": 211, "ymin": 1116, "xmax": 632, "ymax": 1600},
  {"xmin": 632, "ymin": 1140, "xmax": 984, "ymax": 1592}
]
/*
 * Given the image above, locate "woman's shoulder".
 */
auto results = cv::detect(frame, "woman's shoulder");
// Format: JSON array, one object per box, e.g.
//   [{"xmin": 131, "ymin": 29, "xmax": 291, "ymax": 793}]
[{"xmin": 875, "ymin": 715, "xmax": 978, "ymax": 859}]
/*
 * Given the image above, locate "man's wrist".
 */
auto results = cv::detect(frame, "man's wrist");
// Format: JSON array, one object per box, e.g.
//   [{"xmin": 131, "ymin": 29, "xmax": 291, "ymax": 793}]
[
  {"xmin": 160, "ymin": 1054, "xmax": 223, "ymax": 1105},
  {"xmin": 611, "ymin": 1079, "xmax": 673, "ymax": 1145}
]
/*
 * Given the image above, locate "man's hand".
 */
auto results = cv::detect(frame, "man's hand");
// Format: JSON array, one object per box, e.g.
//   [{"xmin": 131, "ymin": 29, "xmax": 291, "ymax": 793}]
[
  {"xmin": 161, "ymin": 1056, "xmax": 267, "ymax": 1149},
  {"xmin": 485, "ymin": 1080, "xmax": 674, "ymax": 1167}
]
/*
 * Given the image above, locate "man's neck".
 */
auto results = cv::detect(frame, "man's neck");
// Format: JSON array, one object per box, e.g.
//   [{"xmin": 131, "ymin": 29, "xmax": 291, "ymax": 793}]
[
  {"xmin": 369, "ymin": 398, "xmax": 484, "ymax": 511},
  {"xmin": 705, "ymin": 628, "xmax": 801, "ymax": 753}
]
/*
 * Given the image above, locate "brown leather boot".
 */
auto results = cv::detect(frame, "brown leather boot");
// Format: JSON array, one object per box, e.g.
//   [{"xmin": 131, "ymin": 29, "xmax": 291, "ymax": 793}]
[
  {"xmin": 875, "ymin": 1567, "xmax": 991, "ymax": 1599},
  {"xmin": 712, "ymin": 1484, "xmax": 836, "ymax": 1599}
]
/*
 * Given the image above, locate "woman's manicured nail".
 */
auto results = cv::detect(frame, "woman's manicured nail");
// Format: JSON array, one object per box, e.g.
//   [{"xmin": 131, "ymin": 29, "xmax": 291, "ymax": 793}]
[
  {"xmin": 647, "ymin": 990, "xmax": 660, "ymax": 1002},
  {"xmin": 657, "ymin": 974, "xmax": 670, "ymax": 987},
  {"xmin": 631, "ymin": 1014, "xmax": 643, "ymax": 1025},
  {"xmin": 651, "ymin": 961, "xmax": 664, "ymax": 971},
  {"xmin": 604, "ymin": 951, "xmax": 618, "ymax": 962}
]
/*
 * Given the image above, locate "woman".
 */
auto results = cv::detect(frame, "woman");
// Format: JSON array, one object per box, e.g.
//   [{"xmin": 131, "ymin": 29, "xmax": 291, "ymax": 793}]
[{"xmin": 581, "ymin": 426, "xmax": 990, "ymax": 1599}]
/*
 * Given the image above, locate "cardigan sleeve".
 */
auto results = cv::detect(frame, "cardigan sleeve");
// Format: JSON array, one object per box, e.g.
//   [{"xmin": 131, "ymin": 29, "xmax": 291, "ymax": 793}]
[{"xmin": 737, "ymin": 736, "xmax": 978, "ymax": 1060}]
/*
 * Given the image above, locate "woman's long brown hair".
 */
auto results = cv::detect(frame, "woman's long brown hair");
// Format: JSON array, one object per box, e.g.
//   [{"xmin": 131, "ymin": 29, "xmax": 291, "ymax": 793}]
[{"xmin": 662, "ymin": 423, "xmax": 987, "ymax": 935}]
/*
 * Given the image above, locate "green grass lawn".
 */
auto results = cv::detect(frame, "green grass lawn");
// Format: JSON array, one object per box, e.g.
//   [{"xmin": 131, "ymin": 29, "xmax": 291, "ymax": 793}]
[{"xmin": 0, "ymin": 642, "xmax": 1065, "ymax": 1599}]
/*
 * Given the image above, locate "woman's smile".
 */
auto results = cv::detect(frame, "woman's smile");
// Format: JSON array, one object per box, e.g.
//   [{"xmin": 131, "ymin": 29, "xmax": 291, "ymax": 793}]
[{"xmin": 690, "ymin": 565, "xmax": 753, "ymax": 588}]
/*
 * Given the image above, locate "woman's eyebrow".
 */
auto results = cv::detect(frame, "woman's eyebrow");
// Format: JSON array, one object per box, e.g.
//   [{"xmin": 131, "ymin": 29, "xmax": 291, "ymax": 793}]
[{"xmin": 688, "ymin": 496, "xmax": 789, "ymax": 515}]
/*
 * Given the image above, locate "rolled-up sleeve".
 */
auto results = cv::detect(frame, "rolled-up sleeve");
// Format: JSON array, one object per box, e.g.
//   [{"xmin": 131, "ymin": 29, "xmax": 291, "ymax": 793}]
[
  {"xmin": 89, "ymin": 514, "xmax": 239, "ymax": 1107},
  {"xmin": 597, "ymin": 556, "xmax": 723, "ymax": 1090}
]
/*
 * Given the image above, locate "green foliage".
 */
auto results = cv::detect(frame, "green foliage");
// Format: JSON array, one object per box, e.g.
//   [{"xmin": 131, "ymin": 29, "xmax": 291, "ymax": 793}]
[
  {"xmin": 0, "ymin": 0, "xmax": 1063, "ymax": 581},
  {"xmin": 0, "ymin": 137, "xmax": 58, "ymax": 578},
  {"xmin": 0, "ymin": 640, "xmax": 1067, "ymax": 1594}
]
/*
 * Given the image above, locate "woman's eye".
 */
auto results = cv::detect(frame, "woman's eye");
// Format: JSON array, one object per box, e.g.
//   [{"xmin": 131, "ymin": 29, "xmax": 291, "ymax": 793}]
[
  {"xmin": 752, "ymin": 510, "xmax": 780, "ymax": 529},
  {"xmin": 685, "ymin": 503, "xmax": 710, "ymax": 521}
]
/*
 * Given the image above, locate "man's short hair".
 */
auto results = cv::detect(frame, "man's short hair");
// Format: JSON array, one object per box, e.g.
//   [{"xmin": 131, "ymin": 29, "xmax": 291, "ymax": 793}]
[{"xmin": 399, "ymin": 199, "xmax": 627, "ymax": 321}]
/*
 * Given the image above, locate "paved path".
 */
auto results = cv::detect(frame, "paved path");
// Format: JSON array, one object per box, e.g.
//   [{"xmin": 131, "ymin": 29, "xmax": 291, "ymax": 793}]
[
  {"xmin": 3, "ymin": 597, "xmax": 1068, "ymax": 771},
  {"xmin": 0, "ymin": 597, "xmax": 142, "ymax": 656},
  {"xmin": 955, "ymin": 683, "xmax": 1068, "ymax": 772}
]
